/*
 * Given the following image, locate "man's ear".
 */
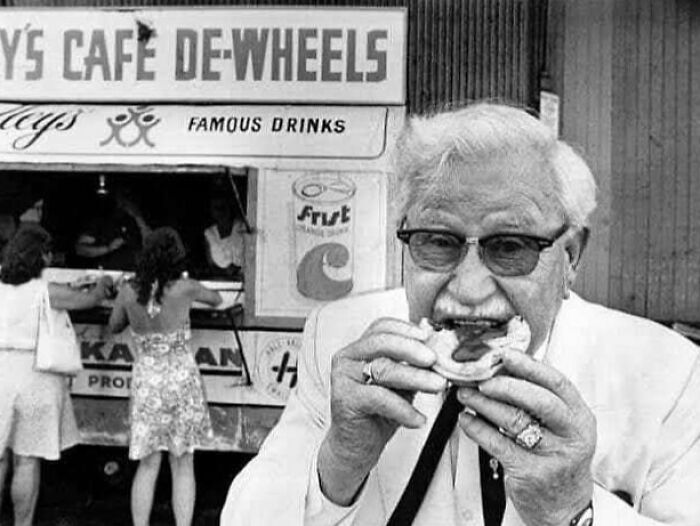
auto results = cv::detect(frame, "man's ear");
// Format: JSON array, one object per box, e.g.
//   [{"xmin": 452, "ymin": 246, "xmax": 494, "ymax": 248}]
[{"xmin": 565, "ymin": 227, "xmax": 589, "ymax": 274}]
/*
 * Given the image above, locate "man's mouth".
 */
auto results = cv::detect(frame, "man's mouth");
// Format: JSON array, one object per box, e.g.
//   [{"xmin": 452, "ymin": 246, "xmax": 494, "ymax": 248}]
[{"xmin": 429, "ymin": 317, "xmax": 513, "ymax": 361}]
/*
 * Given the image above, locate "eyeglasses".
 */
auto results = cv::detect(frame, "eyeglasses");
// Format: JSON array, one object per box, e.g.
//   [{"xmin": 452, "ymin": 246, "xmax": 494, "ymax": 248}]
[{"xmin": 396, "ymin": 224, "xmax": 569, "ymax": 276}]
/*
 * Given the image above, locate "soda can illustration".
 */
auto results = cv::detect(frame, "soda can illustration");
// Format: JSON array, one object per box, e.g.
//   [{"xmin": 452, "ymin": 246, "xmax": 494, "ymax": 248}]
[{"xmin": 292, "ymin": 173, "xmax": 356, "ymax": 301}]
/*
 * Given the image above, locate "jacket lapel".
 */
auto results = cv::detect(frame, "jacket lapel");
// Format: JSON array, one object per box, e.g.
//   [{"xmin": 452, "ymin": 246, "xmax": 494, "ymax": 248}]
[{"xmin": 375, "ymin": 390, "xmax": 444, "ymax": 519}]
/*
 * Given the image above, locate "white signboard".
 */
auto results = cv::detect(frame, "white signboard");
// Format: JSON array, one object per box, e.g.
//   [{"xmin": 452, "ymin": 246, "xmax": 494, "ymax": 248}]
[
  {"xmin": 0, "ymin": 103, "xmax": 388, "ymax": 163},
  {"xmin": 0, "ymin": 8, "xmax": 406, "ymax": 104},
  {"xmin": 70, "ymin": 323, "xmax": 300, "ymax": 407}
]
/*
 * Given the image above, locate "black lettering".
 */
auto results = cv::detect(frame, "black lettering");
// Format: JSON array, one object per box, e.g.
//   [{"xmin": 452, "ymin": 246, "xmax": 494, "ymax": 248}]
[
  {"xmin": 321, "ymin": 119, "xmax": 333, "ymax": 133},
  {"xmin": 346, "ymin": 30, "xmax": 363, "ymax": 82},
  {"xmin": 175, "ymin": 29, "xmax": 197, "ymax": 80},
  {"xmin": 271, "ymin": 117, "xmax": 283, "ymax": 132},
  {"xmin": 296, "ymin": 205, "xmax": 312, "ymax": 221},
  {"xmin": 81, "ymin": 341, "xmax": 106, "ymax": 361},
  {"xmin": 341, "ymin": 204, "xmax": 351, "ymax": 223},
  {"xmin": 88, "ymin": 375, "xmax": 99, "ymax": 387},
  {"xmin": 84, "ymin": 30, "xmax": 111, "ymax": 81},
  {"xmin": 226, "ymin": 117, "xmax": 237, "ymax": 133},
  {"xmin": 251, "ymin": 117, "xmax": 262, "ymax": 132},
  {"xmin": 219, "ymin": 347, "xmax": 241, "ymax": 367},
  {"xmin": 63, "ymin": 30, "xmax": 83, "ymax": 81},
  {"xmin": 25, "ymin": 29, "xmax": 43, "ymax": 81},
  {"xmin": 113, "ymin": 376, "xmax": 125, "ymax": 389},
  {"xmin": 136, "ymin": 40, "xmax": 155, "ymax": 81},
  {"xmin": 366, "ymin": 30, "xmax": 388, "ymax": 82},
  {"xmin": 323, "ymin": 211, "xmax": 340, "ymax": 226},
  {"xmin": 321, "ymin": 29, "xmax": 342, "ymax": 82},
  {"xmin": 100, "ymin": 376, "xmax": 111, "ymax": 388},
  {"xmin": 114, "ymin": 29, "xmax": 133, "ymax": 81},
  {"xmin": 334, "ymin": 119, "xmax": 346, "ymax": 133},
  {"xmin": 210, "ymin": 116, "xmax": 225, "ymax": 132},
  {"xmin": 108, "ymin": 343, "xmax": 133, "ymax": 363},
  {"xmin": 286, "ymin": 118, "xmax": 298, "ymax": 132},
  {"xmin": 187, "ymin": 117, "xmax": 198, "ymax": 131},
  {"xmin": 0, "ymin": 29, "xmax": 21, "ymax": 80},
  {"xmin": 202, "ymin": 28, "xmax": 222, "ymax": 81},
  {"xmin": 271, "ymin": 28, "xmax": 293, "ymax": 81},
  {"xmin": 306, "ymin": 118, "xmax": 319, "ymax": 133},
  {"xmin": 297, "ymin": 28, "xmax": 317, "ymax": 81},
  {"xmin": 195, "ymin": 347, "xmax": 217, "ymax": 366},
  {"xmin": 231, "ymin": 28, "xmax": 269, "ymax": 81},
  {"xmin": 196, "ymin": 119, "xmax": 208, "ymax": 132}
]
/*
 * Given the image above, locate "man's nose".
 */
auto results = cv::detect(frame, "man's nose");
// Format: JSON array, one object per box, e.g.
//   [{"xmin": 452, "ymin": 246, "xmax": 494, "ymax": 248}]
[{"xmin": 445, "ymin": 244, "xmax": 499, "ymax": 302}]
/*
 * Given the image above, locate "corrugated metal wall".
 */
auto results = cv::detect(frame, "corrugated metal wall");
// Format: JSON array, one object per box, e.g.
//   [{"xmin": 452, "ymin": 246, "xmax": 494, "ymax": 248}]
[
  {"xmin": 3, "ymin": 0, "xmax": 548, "ymax": 115},
  {"xmin": 563, "ymin": 0, "xmax": 700, "ymax": 323},
  {"xmin": 610, "ymin": 0, "xmax": 700, "ymax": 322},
  {"xmin": 559, "ymin": 0, "xmax": 614, "ymax": 310}
]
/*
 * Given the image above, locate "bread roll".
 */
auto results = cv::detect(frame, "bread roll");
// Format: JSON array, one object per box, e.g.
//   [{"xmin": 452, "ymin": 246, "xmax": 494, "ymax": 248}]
[{"xmin": 421, "ymin": 317, "xmax": 531, "ymax": 385}]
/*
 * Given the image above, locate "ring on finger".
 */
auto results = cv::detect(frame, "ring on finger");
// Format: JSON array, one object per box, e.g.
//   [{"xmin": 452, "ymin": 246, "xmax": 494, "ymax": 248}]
[
  {"xmin": 361, "ymin": 360, "xmax": 376, "ymax": 385},
  {"xmin": 514, "ymin": 420, "xmax": 544, "ymax": 450}
]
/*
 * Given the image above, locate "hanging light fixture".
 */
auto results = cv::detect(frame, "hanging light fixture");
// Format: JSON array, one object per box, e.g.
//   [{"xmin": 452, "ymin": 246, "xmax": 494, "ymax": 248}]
[{"xmin": 97, "ymin": 174, "xmax": 109, "ymax": 195}]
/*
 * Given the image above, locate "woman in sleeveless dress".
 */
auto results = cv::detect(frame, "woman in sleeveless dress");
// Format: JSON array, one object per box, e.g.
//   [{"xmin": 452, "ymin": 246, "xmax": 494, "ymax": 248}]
[
  {"xmin": 0, "ymin": 224, "xmax": 113, "ymax": 526},
  {"xmin": 109, "ymin": 227, "xmax": 222, "ymax": 526}
]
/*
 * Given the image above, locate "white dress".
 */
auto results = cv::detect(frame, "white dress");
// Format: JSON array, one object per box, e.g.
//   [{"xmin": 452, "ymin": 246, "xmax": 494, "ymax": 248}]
[{"xmin": 0, "ymin": 279, "xmax": 80, "ymax": 460}]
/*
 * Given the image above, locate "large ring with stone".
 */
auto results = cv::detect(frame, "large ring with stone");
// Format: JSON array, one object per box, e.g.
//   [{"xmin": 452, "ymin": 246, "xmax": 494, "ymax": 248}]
[
  {"xmin": 361, "ymin": 361, "xmax": 376, "ymax": 385},
  {"xmin": 514, "ymin": 421, "xmax": 543, "ymax": 450}
]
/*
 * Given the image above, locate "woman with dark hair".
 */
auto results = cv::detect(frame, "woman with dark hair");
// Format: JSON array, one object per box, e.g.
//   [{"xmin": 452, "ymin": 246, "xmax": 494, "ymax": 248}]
[
  {"xmin": 0, "ymin": 224, "xmax": 113, "ymax": 526},
  {"xmin": 109, "ymin": 227, "xmax": 222, "ymax": 526}
]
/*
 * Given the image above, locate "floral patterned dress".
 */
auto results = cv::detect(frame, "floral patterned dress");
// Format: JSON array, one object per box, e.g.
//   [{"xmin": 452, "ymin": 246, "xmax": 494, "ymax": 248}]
[{"xmin": 128, "ymin": 322, "xmax": 213, "ymax": 460}]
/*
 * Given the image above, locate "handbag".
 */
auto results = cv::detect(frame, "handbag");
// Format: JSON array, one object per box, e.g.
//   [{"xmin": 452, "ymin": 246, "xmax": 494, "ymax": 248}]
[{"xmin": 34, "ymin": 284, "xmax": 83, "ymax": 376}]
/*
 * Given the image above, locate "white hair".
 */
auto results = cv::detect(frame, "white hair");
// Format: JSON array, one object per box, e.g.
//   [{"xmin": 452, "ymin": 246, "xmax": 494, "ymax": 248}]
[{"xmin": 393, "ymin": 103, "xmax": 597, "ymax": 228}]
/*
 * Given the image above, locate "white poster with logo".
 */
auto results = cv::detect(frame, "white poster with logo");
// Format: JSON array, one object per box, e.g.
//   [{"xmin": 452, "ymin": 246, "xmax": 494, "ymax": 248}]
[{"xmin": 248, "ymin": 169, "xmax": 387, "ymax": 326}]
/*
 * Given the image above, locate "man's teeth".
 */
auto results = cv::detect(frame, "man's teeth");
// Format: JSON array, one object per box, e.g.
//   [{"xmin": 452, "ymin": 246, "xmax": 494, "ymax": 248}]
[{"xmin": 432, "ymin": 318, "xmax": 509, "ymax": 331}]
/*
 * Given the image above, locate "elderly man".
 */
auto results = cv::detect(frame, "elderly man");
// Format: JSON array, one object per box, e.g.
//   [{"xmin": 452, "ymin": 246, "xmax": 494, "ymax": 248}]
[{"xmin": 221, "ymin": 104, "xmax": 700, "ymax": 526}]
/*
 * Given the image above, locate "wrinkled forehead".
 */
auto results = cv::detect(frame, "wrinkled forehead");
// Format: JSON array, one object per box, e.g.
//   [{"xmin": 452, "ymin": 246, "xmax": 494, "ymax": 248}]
[{"xmin": 407, "ymin": 156, "xmax": 564, "ymax": 228}]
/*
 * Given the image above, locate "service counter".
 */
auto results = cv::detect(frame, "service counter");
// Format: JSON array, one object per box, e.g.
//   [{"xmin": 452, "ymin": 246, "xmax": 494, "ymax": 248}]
[{"xmin": 45, "ymin": 268, "xmax": 298, "ymax": 452}]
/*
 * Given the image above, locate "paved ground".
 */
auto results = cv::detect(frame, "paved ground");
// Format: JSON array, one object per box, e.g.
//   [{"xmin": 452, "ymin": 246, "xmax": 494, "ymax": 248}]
[{"xmin": 1, "ymin": 446, "xmax": 253, "ymax": 525}]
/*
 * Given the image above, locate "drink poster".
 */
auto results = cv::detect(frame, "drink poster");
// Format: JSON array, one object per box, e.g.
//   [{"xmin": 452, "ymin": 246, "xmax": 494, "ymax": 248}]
[{"xmin": 247, "ymin": 169, "xmax": 388, "ymax": 326}]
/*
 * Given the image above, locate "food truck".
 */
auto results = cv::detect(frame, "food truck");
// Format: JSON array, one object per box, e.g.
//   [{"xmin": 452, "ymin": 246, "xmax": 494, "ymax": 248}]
[{"xmin": 0, "ymin": 7, "xmax": 406, "ymax": 452}]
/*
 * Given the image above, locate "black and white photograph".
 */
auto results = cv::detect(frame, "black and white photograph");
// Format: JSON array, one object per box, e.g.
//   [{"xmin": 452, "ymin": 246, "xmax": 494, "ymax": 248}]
[{"xmin": 0, "ymin": 1, "xmax": 697, "ymax": 525}]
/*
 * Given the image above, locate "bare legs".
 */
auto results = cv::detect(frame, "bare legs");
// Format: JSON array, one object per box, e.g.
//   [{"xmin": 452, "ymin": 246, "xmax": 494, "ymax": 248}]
[
  {"xmin": 131, "ymin": 452, "xmax": 162, "ymax": 526},
  {"xmin": 131, "ymin": 451, "xmax": 196, "ymax": 526},
  {"xmin": 11, "ymin": 455, "xmax": 40, "ymax": 526},
  {"xmin": 169, "ymin": 453, "xmax": 195, "ymax": 526}
]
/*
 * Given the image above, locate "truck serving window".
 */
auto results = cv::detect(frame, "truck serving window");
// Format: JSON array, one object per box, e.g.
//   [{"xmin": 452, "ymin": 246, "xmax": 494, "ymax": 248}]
[{"xmin": 0, "ymin": 170, "xmax": 248, "ymax": 283}]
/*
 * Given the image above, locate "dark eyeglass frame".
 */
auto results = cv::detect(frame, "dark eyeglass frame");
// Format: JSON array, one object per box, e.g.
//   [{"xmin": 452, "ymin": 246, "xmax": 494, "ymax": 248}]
[{"xmin": 396, "ymin": 224, "xmax": 570, "ymax": 276}]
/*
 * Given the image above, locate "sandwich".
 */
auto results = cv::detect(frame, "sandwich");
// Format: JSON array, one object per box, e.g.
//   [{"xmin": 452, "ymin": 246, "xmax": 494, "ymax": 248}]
[{"xmin": 420, "ymin": 316, "xmax": 531, "ymax": 385}]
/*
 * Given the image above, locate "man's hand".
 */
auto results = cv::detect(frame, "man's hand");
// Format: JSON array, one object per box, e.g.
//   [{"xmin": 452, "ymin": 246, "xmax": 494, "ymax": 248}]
[
  {"xmin": 456, "ymin": 349, "xmax": 596, "ymax": 526},
  {"xmin": 317, "ymin": 318, "xmax": 448, "ymax": 506}
]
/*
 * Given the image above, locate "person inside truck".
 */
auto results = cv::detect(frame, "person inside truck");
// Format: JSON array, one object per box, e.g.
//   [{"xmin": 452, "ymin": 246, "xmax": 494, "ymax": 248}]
[
  {"xmin": 203, "ymin": 193, "xmax": 246, "ymax": 281},
  {"xmin": 74, "ymin": 182, "xmax": 151, "ymax": 270},
  {"xmin": 0, "ymin": 224, "xmax": 113, "ymax": 526},
  {"xmin": 221, "ymin": 103, "xmax": 700, "ymax": 526},
  {"xmin": 109, "ymin": 227, "xmax": 222, "ymax": 526}
]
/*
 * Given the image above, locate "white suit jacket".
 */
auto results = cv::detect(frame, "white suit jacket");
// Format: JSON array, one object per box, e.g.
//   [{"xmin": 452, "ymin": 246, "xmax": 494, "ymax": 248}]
[{"xmin": 222, "ymin": 290, "xmax": 700, "ymax": 525}]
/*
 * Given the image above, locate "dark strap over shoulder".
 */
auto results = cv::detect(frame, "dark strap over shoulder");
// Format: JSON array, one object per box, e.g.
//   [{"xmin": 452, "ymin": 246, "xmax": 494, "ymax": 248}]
[{"xmin": 386, "ymin": 387, "xmax": 505, "ymax": 525}]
